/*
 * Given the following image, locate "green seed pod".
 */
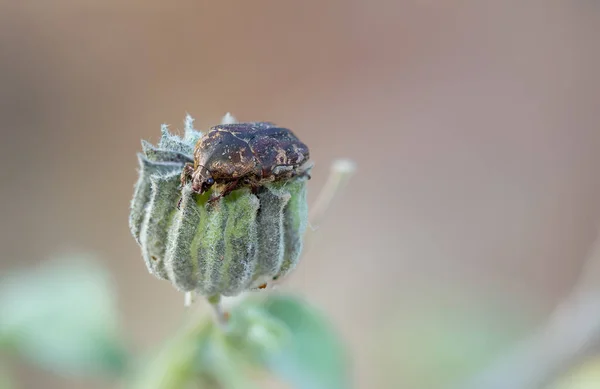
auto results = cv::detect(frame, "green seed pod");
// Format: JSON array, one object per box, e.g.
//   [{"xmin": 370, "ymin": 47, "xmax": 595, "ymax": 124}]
[{"xmin": 129, "ymin": 116, "xmax": 310, "ymax": 297}]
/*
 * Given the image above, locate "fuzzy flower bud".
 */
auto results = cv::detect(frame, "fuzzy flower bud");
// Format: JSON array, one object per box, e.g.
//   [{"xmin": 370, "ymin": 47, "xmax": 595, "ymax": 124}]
[{"xmin": 129, "ymin": 116, "xmax": 310, "ymax": 297}]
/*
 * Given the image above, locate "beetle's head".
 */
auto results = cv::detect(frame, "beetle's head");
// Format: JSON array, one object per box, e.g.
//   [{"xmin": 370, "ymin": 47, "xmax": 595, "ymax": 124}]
[{"xmin": 191, "ymin": 166, "xmax": 215, "ymax": 194}]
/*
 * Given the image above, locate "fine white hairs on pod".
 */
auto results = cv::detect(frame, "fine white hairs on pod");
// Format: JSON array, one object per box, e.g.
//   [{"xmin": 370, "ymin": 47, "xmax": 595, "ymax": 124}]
[{"xmin": 129, "ymin": 113, "xmax": 311, "ymax": 305}]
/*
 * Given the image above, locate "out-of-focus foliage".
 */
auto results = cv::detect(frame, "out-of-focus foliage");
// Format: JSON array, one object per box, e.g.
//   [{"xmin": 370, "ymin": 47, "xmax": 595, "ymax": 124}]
[
  {"xmin": 0, "ymin": 255, "xmax": 128, "ymax": 377},
  {"xmin": 548, "ymin": 357, "xmax": 600, "ymax": 389},
  {"xmin": 0, "ymin": 364, "xmax": 14, "ymax": 389},
  {"xmin": 130, "ymin": 294, "xmax": 349, "ymax": 389},
  {"xmin": 0, "ymin": 257, "xmax": 348, "ymax": 389},
  {"xmin": 375, "ymin": 294, "xmax": 532, "ymax": 389},
  {"xmin": 235, "ymin": 295, "xmax": 350, "ymax": 389}
]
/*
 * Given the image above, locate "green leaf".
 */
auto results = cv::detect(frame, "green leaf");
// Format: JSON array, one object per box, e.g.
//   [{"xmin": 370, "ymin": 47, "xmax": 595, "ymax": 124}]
[
  {"xmin": 373, "ymin": 293, "xmax": 532, "ymax": 389},
  {"xmin": 226, "ymin": 306, "xmax": 292, "ymax": 361},
  {"xmin": 549, "ymin": 356, "xmax": 600, "ymax": 389},
  {"xmin": 128, "ymin": 319, "xmax": 213, "ymax": 389},
  {"xmin": 128, "ymin": 294, "xmax": 349, "ymax": 389},
  {"xmin": 0, "ymin": 363, "xmax": 15, "ymax": 389},
  {"xmin": 235, "ymin": 294, "xmax": 350, "ymax": 389},
  {"xmin": 0, "ymin": 254, "xmax": 128, "ymax": 377},
  {"xmin": 204, "ymin": 332, "xmax": 260, "ymax": 389},
  {"xmin": 128, "ymin": 317, "xmax": 259, "ymax": 389}
]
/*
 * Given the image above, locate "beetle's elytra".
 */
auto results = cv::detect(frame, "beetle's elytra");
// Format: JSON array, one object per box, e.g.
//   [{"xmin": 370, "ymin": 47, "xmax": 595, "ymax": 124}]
[{"xmin": 181, "ymin": 122, "xmax": 311, "ymax": 200}]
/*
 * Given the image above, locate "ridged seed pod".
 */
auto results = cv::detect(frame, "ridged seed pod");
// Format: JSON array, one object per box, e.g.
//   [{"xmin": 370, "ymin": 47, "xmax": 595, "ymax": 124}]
[{"xmin": 129, "ymin": 116, "xmax": 310, "ymax": 297}]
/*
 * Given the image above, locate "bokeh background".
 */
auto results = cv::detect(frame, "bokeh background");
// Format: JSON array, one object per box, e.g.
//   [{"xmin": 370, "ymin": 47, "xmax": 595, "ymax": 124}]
[{"xmin": 1, "ymin": 1, "xmax": 599, "ymax": 388}]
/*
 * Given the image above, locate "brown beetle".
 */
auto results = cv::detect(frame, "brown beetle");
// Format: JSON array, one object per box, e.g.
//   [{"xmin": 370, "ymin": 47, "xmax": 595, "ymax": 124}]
[{"xmin": 181, "ymin": 122, "xmax": 311, "ymax": 201}]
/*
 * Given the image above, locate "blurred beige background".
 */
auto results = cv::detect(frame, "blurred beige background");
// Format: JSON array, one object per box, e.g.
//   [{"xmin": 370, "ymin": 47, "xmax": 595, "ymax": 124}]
[{"xmin": 1, "ymin": 1, "xmax": 599, "ymax": 388}]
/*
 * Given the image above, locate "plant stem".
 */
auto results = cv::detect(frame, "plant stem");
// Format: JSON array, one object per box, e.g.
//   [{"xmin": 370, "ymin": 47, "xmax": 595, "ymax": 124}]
[
  {"xmin": 308, "ymin": 159, "xmax": 356, "ymax": 227},
  {"xmin": 208, "ymin": 295, "xmax": 228, "ymax": 330},
  {"xmin": 303, "ymin": 159, "xmax": 356, "ymax": 255}
]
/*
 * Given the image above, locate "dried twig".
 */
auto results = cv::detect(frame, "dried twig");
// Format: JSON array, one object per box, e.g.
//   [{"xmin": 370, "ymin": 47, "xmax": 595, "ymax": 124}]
[{"xmin": 459, "ymin": 231, "xmax": 600, "ymax": 389}]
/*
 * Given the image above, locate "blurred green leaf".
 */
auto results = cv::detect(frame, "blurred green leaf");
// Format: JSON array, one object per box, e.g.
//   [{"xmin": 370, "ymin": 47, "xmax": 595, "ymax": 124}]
[
  {"xmin": 205, "ymin": 331, "xmax": 260, "ymax": 389},
  {"xmin": 234, "ymin": 294, "xmax": 350, "ymax": 389},
  {"xmin": 128, "ymin": 319, "xmax": 213, "ymax": 389},
  {"xmin": 128, "ymin": 315, "xmax": 258, "ymax": 389},
  {"xmin": 374, "ymin": 293, "xmax": 533, "ymax": 389},
  {"xmin": 129, "ymin": 294, "xmax": 349, "ymax": 389},
  {"xmin": 548, "ymin": 356, "xmax": 600, "ymax": 389},
  {"xmin": 0, "ymin": 363, "xmax": 14, "ymax": 389},
  {"xmin": 226, "ymin": 305, "xmax": 292, "ymax": 361},
  {"xmin": 0, "ymin": 254, "xmax": 128, "ymax": 377}
]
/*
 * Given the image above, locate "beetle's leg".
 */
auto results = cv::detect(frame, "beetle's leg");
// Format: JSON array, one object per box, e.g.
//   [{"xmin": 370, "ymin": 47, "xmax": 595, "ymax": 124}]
[
  {"xmin": 221, "ymin": 179, "xmax": 241, "ymax": 197},
  {"xmin": 208, "ymin": 179, "xmax": 240, "ymax": 203},
  {"xmin": 289, "ymin": 169, "xmax": 311, "ymax": 180},
  {"xmin": 273, "ymin": 165, "xmax": 311, "ymax": 181},
  {"xmin": 240, "ymin": 176, "xmax": 261, "ymax": 194},
  {"xmin": 248, "ymin": 177, "xmax": 262, "ymax": 194},
  {"xmin": 180, "ymin": 163, "xmax": 194, "ymax": 189},
  {"xmin": 176, "ymin": 163, "xmax": 195, "ymax": 210},
  {"xmin": 298, "ymin": 167, "xmax": 311, "ymax": 180}
]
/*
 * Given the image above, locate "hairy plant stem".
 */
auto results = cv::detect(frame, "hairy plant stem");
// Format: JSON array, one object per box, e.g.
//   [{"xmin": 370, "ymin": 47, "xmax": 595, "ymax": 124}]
[{"xmin": 208, "ymin": 295, "xmax": 228, "ymax": 330}]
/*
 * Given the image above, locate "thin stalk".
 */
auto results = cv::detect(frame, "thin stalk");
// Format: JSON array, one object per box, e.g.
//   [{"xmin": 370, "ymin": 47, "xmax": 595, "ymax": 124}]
[
  {"xmin": 303, "ymin": 159, "xmax": 356, "ymax": 255},
  {"xmin": 308, "ymin": 159, "xmax": 356, "ymax": 227},
  {"xmin": 208, "ymin": 295, "xmax": 229, "ymax": 330}
]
